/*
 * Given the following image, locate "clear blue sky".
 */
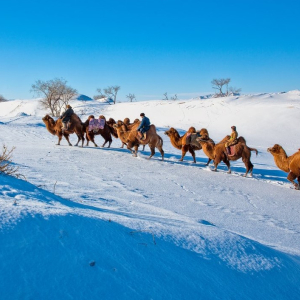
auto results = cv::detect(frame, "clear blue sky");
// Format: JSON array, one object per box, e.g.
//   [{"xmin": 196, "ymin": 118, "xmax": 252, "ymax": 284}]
[{"xmin": 1, "ymin": 0, "xmax": 300, "ymax": 101}]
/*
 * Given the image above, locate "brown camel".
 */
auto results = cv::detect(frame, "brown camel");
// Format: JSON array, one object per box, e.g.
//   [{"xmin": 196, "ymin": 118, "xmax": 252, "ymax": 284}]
[
  {"xmin": 106, "ymin": 118, "xmax": 119, "ymax": 139},
  {"xmin": 42, "ymin": 114, "xmax": 85, "ymax": 147},
  {"xmin": 164, "ymin": 127, "xmax": 202, "ymax": 163},
  {"xmin": 119, "ymin": 118, "xmax": 140, "ymax": 148},
  {"xmin": 114, "ymin": 121, "xmax": 164, "ymax": 160},
  {"xmin": 83, "ymin": 115, "xmax": 113, "ymax": 148},
  {"xmin": 197, "ymin": 135, "xmax": 258, "ymax": 176},
  {"xmin": 267, "ymin": 144, "xmax": 300, "ymax": 189}
]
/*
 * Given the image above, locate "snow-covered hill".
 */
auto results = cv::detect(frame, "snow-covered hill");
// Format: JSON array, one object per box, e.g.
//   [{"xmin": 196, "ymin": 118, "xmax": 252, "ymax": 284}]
[{"xmin": 1, "ymin": 92, "xmax": 300, "ymax": 299}]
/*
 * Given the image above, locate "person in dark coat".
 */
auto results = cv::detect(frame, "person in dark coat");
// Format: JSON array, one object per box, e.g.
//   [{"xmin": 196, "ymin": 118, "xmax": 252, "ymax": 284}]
[
  {"xmin": 137, "ymin": 113, "xmax": 150, "ymax": 140},
  {"xmin": 60, "ymin": 104, "xmax": 74, "ymax": 132}
]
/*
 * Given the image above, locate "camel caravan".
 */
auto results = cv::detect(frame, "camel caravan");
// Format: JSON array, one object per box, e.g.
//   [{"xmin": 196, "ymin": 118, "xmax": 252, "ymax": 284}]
[{"xmin": 42, "ymin": 106, "xmax": 300, "ymax": 190}]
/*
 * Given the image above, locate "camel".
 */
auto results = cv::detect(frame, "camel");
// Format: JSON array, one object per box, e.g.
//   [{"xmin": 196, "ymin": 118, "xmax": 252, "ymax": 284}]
[
  {"xmin": 83, "ymin": 115, "xmax": 113, "ymax": 148},
  {"xmin": 164, "ymin": 127, "xmax": 202, "ymax": 163},
  {"xmin": 106, "ymin": 118, "xmax": 119, "ymax": 139},
  {"xmin": 119, "ymin": 118, "xmax": 140, "ymax": 148},
  {"xmin": 42, "ymin": 114, "xmax": 85, "ymax": 147},
  {"xmin": 267, "ymin": 144, "xmax": 300, "ymax": 189},
  {"xmin": 197, "ymin": 135, "xmax": 258, "ymax": 176},
  {"xmin": 114, "ymin": 121, "xmax": 164, "ymax": 160}
]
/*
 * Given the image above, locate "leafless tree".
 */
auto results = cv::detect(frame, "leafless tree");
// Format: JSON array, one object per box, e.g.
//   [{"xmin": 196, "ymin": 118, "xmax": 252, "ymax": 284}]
[
  {"xmin": 211, "ymin": 78, "xmax": 241, "ymax": 97},
  {"xmin": 229, "ymin": 86, "xmax": 242, "ymax": 95},
  {"xmin": 0, "ymin": 94, "xmax": 7, "ymax": 102},
  {"xmin": 211, "ymin": 78, "xmax": 231, "ymax": 97},
  {"xmin": 93, "ymin": 88, "xmax": 107, "ymax": 100},
  {"xmin": 0, "ymin": 145, "xmax": 24, "ymax": 179},
  {"xmin": 126, "ymin": 93, "xmax": 136, "ymax": 102},
  {"xmin": 171, "ymin": 94, "xmax": 178, "ymax": 100},
  {"xmin": 163, "ymin": 92, "xmax": 168, "ymax": 100},
  {"xmin": 31, "ymin": 78, "xmax": 77, "ymax": 116},
  {"xmin": 103, "ymin": 86, "xmax": 121, "ymax": 104}
]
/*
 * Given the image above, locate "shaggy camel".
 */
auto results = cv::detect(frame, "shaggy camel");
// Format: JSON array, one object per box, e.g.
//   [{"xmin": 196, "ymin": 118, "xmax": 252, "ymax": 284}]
[
  {"xmin": 197, "ymin": 135, "xmax": 258, "ymax": 176},
  {"xmin": 42, "ymin": 114, "xmax": 85, "ymax": 147},
  {"xmin": 119, "ymin": 118, "xmax": 140, "ymax": 148},
  {"xmin": 164, "ymin": 127, "xmax": 202, "ymax": 163},
  {"xmin": 114, "ymin": 121, "xmax": 164, "ymax": 159},
  {"xmin": 267, "ymin": 144, "xmax": 300, "ymax": 189},
  {"xmin": 83, "ymin": 115, "xmax": 114, "ymax": 148}
]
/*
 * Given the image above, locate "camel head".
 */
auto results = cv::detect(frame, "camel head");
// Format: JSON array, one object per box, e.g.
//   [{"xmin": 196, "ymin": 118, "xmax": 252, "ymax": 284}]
[
  {"xmin": 113, "ymin": 120, "xmax": 124, "ymax": 129},
  {"xmin": 123, "ymin": 118, "xmax": 130, "ymax": 125},
  {"xmin": 42, "ymin": 115, "xmax": 55, "ymax": 126},
  {"xmin": 188, "ymin": 127, "xmax": 196, "ymax": 133},
  {"xmin": 164, "ymin": 127, "xmax": 178, "ymax": 137},
  {"xmin": 107, "ymin": 118, "xmax": 116, "ymax": 126},
  {"xmin": 133, "ymin": 118, "xmax": 140, "ymax": 124},
  {"xmin": 267, "ymin": 144, "xmax": 285, "ymax": 156}
]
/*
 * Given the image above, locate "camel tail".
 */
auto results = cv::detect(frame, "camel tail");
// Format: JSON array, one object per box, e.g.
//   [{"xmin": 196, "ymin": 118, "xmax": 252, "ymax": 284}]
[
  {"xmin": 249, "ymin": 147, "xmax": 258, "ymax": 156},
  {"xmin": 158, "ymin": 135, "xmax": 163, "ymax": 147}
]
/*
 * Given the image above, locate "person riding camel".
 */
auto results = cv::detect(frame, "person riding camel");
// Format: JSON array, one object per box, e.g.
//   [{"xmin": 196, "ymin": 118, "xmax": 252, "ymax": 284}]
[
  {"xmin": 137, "ymin": 113, "xmax": 150, "ymax": 140},
  {"xmin": 60, "ymin": 104, "xmax": 74, "ymax": 133},
  {"xmin": 225, "ymin": 125, "xmax": 238, "ymax": 155}
]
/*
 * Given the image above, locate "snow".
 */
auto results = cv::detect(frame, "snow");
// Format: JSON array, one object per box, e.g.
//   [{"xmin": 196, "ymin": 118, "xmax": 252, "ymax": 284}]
[{"xmin": 1, "ymin": 92, "xmax": 300, "ymax": 299}]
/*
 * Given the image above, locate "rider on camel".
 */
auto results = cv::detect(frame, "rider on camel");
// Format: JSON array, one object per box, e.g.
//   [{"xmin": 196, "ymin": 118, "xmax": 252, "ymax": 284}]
[
  {"xmin": 137, "ymin": 113, "xmax": 150, "ymax": 140},
  {"xmin": 225, "ymin": 126, "xmax": 238, "ymax": 155},
  {"xmin": 60, "ymin": 104, "xmax": 74, "ymax": 132}
]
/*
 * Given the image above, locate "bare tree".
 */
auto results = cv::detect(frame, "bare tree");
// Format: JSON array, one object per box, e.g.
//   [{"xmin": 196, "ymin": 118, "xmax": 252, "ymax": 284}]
[
  {"xmin": 229, "ymin": 86, "xmax": 242, "ymax": 95},
  {"xmin": 0, "ymin": 94, "xmax": 7, "ymax": 102},
  {"xmin": 0, "ymin": 145, "xmax": 24, "ymax": 179},
  {"xmin": 211, "ymin": 78, "xmax": 231, "ymax": 97},
  {"xmin": 163, "ymin": 92, "xmax": 168, "ymax": 100},
  {"xmin": 31, "ymin": 78, "xmax": 77, "ymax": 116},
  {"xmin": 126, "ymin": 93, "xmax": 136, "ymax": 102},
  {"xmin": 93, "ymin": 88, "xmax": 107, "ymax": 100},
  {"xmin": 103, "ymin": 85, "xmax": 121, "ymax": 104},
  {"xmin": 170, "ymin": 94, "xmax": 178, "ymax": 100},
  {"xmin": 211, "ymin": 78, "xmax": 241, "ymax": 97}
]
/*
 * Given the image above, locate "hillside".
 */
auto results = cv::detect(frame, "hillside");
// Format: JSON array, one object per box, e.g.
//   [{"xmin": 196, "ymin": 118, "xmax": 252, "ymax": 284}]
[{"xmin": 0, "ymin": 92, "xmax": 300, "ymax": 299}]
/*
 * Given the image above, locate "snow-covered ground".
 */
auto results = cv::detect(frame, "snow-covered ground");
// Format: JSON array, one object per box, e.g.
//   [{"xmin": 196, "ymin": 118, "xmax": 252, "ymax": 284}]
[{"xmin": 1, "ymin": 92, "xmax": 300, "ymax": 299}]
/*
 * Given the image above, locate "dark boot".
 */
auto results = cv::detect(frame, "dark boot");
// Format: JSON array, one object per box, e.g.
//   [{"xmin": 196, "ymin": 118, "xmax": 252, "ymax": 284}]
[{"xmin": 226, "ymin": 146, "xmax": 231, "ymax": 155}]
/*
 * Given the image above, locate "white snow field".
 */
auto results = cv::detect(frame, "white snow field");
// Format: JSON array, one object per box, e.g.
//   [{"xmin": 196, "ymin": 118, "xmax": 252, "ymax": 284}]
[{"xmin": 1, "ymin": 91, "xmax": 300, "ymax": 299}]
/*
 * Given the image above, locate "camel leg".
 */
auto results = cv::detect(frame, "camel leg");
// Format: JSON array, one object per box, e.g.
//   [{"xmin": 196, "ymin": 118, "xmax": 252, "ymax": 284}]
[
  {"xmin": 213, "ymin": 156, "xmax": 223, "ymax": 172},
  {"xmin": 188, "ymin": 147, "xmax": 196, "ymax": 163},
  {"xmin": 157, "ymin": 146, "xmax": 164, "ymax": 161},
  {"xmin": 74, "ymin": 133, "xmax": 84, "ymax": 147},
  {"xmin": 56, "ymin": 134, "xmax": 63, "ymax": 145},
  {"xmin": 63, "ymin": 133, "xmax": 72, "ymax": 146},
  {"xmin": 148, "ymin": 146, "xmax": 155, "ymax": 159},
  {"xmin": 142, "ymin": 145, "xmax": 146, "ymax": 151},
  {"xmin": 222, "ymin": 157, "xmax": 231, "ymax": 174},
  {"xmin": 206, "ymin": 158, "xmax": 212, "ymax": 166},
  {"xmin": 287, "ymin": 172, "xmax": 299, "ymax": 189},
  {"xmin": 242, "ymin": 155, "xmax": 253, "ymax": 177}
]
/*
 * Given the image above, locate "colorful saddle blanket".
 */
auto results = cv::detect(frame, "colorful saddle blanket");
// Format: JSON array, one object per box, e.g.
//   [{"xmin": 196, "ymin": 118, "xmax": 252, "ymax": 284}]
[{"xmin": 88, "ymin": 118, "xmax": 105, "ymax": 131}]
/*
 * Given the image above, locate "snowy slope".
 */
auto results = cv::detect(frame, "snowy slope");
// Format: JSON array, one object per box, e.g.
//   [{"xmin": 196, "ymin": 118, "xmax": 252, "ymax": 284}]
[{"xmin": 1, "ymin": 92, "xmax": 300, "ymax": 299}]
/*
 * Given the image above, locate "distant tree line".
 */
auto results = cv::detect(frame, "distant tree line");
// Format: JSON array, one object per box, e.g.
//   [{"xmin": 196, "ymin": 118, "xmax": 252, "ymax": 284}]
[{"xmin": 25, "ymin": 76, "xmax": 242, "ymax": 117}]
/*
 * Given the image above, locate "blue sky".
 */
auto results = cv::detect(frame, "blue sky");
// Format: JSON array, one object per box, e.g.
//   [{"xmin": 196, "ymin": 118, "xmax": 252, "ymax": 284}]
[{"xmin": 1, "ymin": 0, "xmax": 300, "ymax": 101}]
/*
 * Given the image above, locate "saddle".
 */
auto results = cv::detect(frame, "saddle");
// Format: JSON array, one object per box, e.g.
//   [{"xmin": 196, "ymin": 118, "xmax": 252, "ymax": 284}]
[
  {"xmin": 228, "ymin": 145, "xmax": 237, "ymax": 156},
  {"xmin": 88, "ymin": 118, "xmax": 106, "ymax": 132}
]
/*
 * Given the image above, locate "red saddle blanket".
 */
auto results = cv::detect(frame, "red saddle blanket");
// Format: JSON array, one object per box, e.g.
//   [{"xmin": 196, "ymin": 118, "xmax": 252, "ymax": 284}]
[
  {"xmin": 88, "ymin": 118, "xmax": 105, "ymax": 131},
  {"xmin": 229, "ymin": 145, "xmax": 237, "ymax": 156}
]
